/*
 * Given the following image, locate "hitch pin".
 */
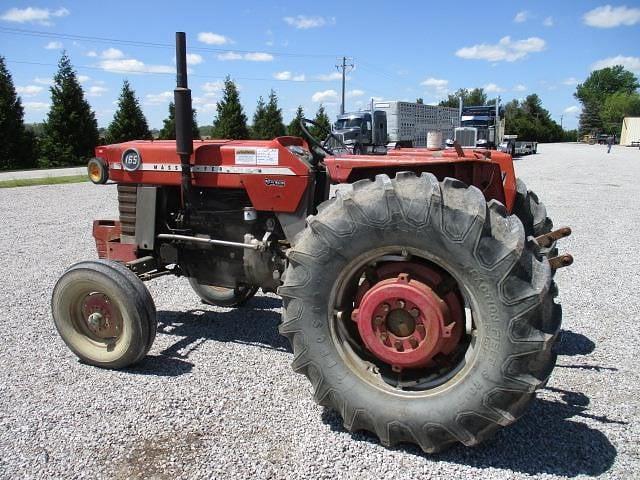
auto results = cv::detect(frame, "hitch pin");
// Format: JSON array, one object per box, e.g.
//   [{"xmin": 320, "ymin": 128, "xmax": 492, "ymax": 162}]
[
  {"xmin": 548, "ymin": 254, "xmax": 574, "ymax": 270},
  {"xmin": 536, "ymin": 226, "xmax": 572, "ymax": 248}
]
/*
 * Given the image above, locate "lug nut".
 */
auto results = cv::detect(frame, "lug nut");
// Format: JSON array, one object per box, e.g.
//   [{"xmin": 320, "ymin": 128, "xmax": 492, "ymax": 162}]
[
  {"xmin": 381, "ymin": 303, "xmax": 390, "ymax": 313},
  {"xmin": 374, "ymin": 315, "xmax": 384, "ymax": 327},
  {"xmin": 394, "ymin": 340, "xmax": 404, "ymax": 352},
  {"xmin": 410, "ymin": 308, "xmax": 420, "ymax": 318},
  {"xmin": 416, "ymin": 324, "xmax": 426, "ymax": 336},
  {"xmin": 380, "ymin": 332, "xmax": 389, "ymax": 342},
  {"xmin": 409, "ymin": 337, "xmax": 419, "ymax": 348},
  {"xmin": 397, "ymin": 299, "xmax": 406, "ymax": 309}
]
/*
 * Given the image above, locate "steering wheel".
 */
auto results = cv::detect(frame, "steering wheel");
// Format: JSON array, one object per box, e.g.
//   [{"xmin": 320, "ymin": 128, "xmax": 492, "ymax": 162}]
[{"xmin": 299, "ymin": 118, "xmax": 350, "ymax": 156}]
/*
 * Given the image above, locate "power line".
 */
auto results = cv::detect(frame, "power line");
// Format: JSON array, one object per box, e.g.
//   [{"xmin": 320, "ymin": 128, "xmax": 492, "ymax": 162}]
[
  {"xmin": 5, "ymin": 59, "xmax": 335, "ymax": 84},
  {"xmin": 0, "ymin": 26, "xmax": 342, "ymax": 59}
]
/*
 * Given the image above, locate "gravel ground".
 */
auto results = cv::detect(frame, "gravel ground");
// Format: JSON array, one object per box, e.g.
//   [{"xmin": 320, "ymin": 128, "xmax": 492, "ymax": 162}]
[{"xmin": 0, "ymin": 142, "xmax": 638, "ymax": 479}]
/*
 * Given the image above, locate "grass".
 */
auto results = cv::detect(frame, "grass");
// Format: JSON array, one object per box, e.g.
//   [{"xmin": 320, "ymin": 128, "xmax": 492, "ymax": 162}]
[{"xmin": 0, "ymin": 175, "xmax": 89, "ymax": 188}]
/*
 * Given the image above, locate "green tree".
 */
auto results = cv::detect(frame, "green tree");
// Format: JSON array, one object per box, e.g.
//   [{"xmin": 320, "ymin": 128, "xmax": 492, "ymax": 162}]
[
  {"xmin": 251, "ymin": 95, "xmax": 267, "ymax": 139},
  {"xmin": 600, "ymin": 92, "xmax": 640, "ymax": 136},
  {"xmin": 416, "ymin": 97, "xmax": 424, "ymax": 104},
  {"xmin": 439, "ymin": 88, "xmax": 489, "ymax": 108},
  {"xmin": 39, "ymin": 52, "xmax": 98, "ymax": 167},
  {"xmin": 575, "ymin": 66, "xmax": 640, "ymax": 135},
  {"xmin": 310, "ymin": 104, "xmax": 331, "ymax": 139},
  {"xmin": 287, "ymin": 105, "xmax": 305, "ymax": 137},
  {"xmin": 262, "ymin": 90, "xmax": 286, "ymax": 138},
  {"xmin": 0, "ymin": 56, "xmax": 36, "ymax": 170},
  {"xmin": 503, "ymin": 94, "xmax": 563, "ymax": 142},
  {"xmin": 106, "ymin": 80, "xmax": 151, "ymax": 143},
  {"xmin": 157, "ymin": 101, "xmax": 201, "ymax": 140},
  {"xmin": 212, "ymin": 76, "xmax": 249, "ymax": 139}
]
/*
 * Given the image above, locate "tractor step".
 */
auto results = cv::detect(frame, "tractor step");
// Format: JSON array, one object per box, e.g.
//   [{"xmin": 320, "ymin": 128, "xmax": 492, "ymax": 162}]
[{"xmin": 536, "ymin": 226, "xmax": 572, "ymax": 248}]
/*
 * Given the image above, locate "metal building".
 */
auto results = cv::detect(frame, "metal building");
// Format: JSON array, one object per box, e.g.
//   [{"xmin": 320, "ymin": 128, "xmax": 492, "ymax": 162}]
[{"xmin": 620, "ymin": 117, "xmax": 640, "ymax": 146}]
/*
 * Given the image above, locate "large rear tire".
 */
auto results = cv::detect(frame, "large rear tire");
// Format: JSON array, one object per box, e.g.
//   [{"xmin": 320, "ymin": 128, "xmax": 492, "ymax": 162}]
[
  {"xmin": 279, "ymin": 172, "xmax": 561, "ymax": 452},
  {"xmin": 512, "ymin": 178, "xmax": 557, "ymax": 257},
  {"xmin": 52, "ymin": 260, "xmax": 157, "ymax": 369},
  {"xmin": 189, "ymin": 278, "xmax": 258, "ymax": 308}
]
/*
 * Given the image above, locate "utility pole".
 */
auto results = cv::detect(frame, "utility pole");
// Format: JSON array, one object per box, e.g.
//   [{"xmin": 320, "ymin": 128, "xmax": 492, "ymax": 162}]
[
  {"xmin": 560, "ymin": 114, "xmax": 564, "ymax": 130},
  {"xmin": 336, "ymin": 56, "xmax": 354, "ymax": 114}
]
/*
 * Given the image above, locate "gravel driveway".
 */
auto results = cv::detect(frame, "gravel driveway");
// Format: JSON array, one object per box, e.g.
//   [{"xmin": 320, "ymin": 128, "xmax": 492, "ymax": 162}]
[{"xmin": 0, "ymin": 142, "xmax": 638, "ymax": 479}]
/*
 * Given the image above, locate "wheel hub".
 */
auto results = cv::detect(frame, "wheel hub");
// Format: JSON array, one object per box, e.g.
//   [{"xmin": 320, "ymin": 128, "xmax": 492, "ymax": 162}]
[
  {"xmin": 351, "ymin": 273, "xmax": 457, "ymax": 370},
  {"xmin": 81, "ymin": 293, "xmax": 121, "ymax": 339}
]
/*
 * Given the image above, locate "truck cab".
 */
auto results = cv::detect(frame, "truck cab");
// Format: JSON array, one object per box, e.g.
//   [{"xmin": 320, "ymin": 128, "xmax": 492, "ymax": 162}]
[
  {"xmin": 331, "ymin": 110, "xmax": 387, "ymax": 154},
  {"xmin": 454, "ymin": 104, "xmax": 505, "ymax": 149}
]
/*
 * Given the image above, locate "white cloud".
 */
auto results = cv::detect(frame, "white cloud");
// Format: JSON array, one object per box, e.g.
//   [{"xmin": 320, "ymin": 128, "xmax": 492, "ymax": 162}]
[
  {"xmin": 273, "ymin": 71, "xmax": 306, "ymax": 81},
  {"xmin": 592, "ymin": 55, "xmax": 640, "ymax": 73},
  {"xmin": 543, "ymin": 16, "xmax": 554, "ymax": 27},
  {"xmin": 33, "ymin": 77, "xmax": 51, "ymax": 85},
  {"xmin": 197, "ymin": 32, "xmax": 232, "ymax": 45},
  {"xmin": 562, "ymin": 77, "xmax": 579, "ymax": 86},
  {"xmin": 514, "ymin": 11, "xmax": 529, "ymax": 23},
  {"xmin": 217, "ymin": 51, "xmax": 273, "ymax": 62},
  {"xmin": 484, "ymin": 83, "xmax": 505, "ymax": 93},
  {"xmin": 186, "ymin": 53, "xmax": 203, "ymax": 65},
  {"xmin": 283, "ymin": 15, "xmax": 335, "ymax": 29},
  {"xmin": 145, "ymin": 91, "xmax": 173, "ymax": 104},
  {"xmin": 23, "ymin": 101, "xmax": 49, "ymax": 111},
  {"xmin": 315, "ymin": 72, "xmax": 342, "ymax": 81},
  {"xmin": 78, "ymin": 75, "xmax": 90, "ymax": 83},
  {"xmin": 420, "ymin": 77, "xmax": 449, "ymax": 95},
  {"xmin": 244, "ymin": 52, "xmax": 273, "ymax": 62},
  {"xmin": 456, "ymin": 36, "xmax": 546, "ymax": 62},
  {"xmin": 564, "ymin": 105, "xmax": 580, "ymax": 114},
  {"xmin": 44, "ymin": 41, "xmax": 62, "ymax": 50},
  {"xmin": 312, "ymin": 89, "xmax": 338, "ymax": 102},
  {"xmin": 202, "ymin": 81, "xmax": 224, "ymax": 93},
  {"xmin": 16, "ymin": 85, "xmax": 44, "ymax": 96},
  {"xmin": 513, "ymin": 84, "xmax": 527, "ymax": 92},
  {"xmin": 86, "ymin": 50, "xmax": 98, "ymax": 58},
  {"xmin": 192, "ymin": 96, "xmax": 217, "ymax": 114},
  {"xmin": 274, "ymin": 71, "xmax": 292, "ymax": 80},
  {"xmin": 347, "ymin": 89, "xmax": 365, "ymax": 98},
  {"xmin": 583, "ymin": 5, "xmax": 640, "ymax": 28},
  {"xmin": 88, "ymin": 86, "xmax": 108, "ymax": 97},
  {"xmin": 99, "ymin": 58, "xmax": 174, "ymax": 74},
  {"xmin": 101, "ymin": 48, "xmax": 124, "ymax": 60},
  {"xmin": 0, "ymin": 7, "xmax": 69, "ymax": 26}
]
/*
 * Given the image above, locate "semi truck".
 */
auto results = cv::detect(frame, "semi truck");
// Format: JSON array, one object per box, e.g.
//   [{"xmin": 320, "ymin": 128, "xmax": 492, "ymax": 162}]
[
  {"xmin": 450, "ymin": 101, "xmax": 537, "ymax": 156},
  {"xmin": 331, "ymin": 100, "xmax": 460, "ymax": 153}
]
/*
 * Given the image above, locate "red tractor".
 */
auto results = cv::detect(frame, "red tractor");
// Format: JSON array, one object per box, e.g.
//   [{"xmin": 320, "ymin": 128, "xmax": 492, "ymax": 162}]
[{"xmin": 52, "ymin": 33, "xmax": 572, "ymax": 452}]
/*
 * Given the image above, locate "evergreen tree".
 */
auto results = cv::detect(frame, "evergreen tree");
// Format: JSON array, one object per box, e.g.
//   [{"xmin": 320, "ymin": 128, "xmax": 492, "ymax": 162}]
[
  {"xmin": 39, "ymin": 52, "xmax": 98, "ymax": 167},
  {"xmin": 106, "ymin": 80, "xmax": 151, "ymax": 143},
  {"xmin": 0, "ymin": 56, "xmax": 36, "ymax": 170},
  {"xmin": 310, "ymin": 104, "xmax": 331, "ymax": 139},
  {"xmin": 212, "ymin": 76, "xmax": 249, "ymax": 139},
  {"xmin": 416, "ymin": 98, "xmax": 424, "ymax": 104},
  {"xmin": 439, "ymin": 88, "xmax": 489, "ymax": 107},
  {"xmin": 251, "ymin": 95, "xmax": 267, "ymax": 139},
  {"xmin": 157, "ymin": 102, "xmax": 201, "ymax": 140},
  {"xmin": 263, "ymin": 90, "xmax": 286, "ymax": 138},
  {"xmin": 287, "ymin": 105, "xmax": 305, "ymax": 138}
]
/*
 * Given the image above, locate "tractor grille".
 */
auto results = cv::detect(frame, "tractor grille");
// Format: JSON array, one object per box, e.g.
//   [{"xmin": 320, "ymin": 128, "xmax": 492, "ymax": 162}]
[
  {"xmin": 117, "ymin": 185, "xmax": 137, "ymax": 242},
  {"xmin": 455, "ymin": 128, "xmax": 477, "ymax": 148}
]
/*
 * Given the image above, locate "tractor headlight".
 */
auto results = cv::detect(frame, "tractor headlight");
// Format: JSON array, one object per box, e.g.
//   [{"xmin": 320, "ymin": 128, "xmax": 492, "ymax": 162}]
[{"xmin": 87, "ymin": 157, "xmax": 109, "ymax": 184}]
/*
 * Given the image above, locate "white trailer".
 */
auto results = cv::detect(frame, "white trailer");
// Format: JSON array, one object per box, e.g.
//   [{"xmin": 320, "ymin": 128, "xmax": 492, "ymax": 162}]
[{"xmin": 373, "ymin": 101, "xmax": 460, "ymax": 147}]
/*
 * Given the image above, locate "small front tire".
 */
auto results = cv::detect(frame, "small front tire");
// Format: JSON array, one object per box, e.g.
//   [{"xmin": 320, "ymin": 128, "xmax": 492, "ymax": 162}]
[{"xmin": 52, "ymin": 260, "xmax": 156, "ymax": 369}]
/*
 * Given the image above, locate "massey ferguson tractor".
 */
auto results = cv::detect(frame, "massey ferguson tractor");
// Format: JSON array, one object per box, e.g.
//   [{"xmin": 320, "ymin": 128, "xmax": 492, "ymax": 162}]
[{"xmin": 51, "ymin": 33, "xmax": 573, "ymax": 452}]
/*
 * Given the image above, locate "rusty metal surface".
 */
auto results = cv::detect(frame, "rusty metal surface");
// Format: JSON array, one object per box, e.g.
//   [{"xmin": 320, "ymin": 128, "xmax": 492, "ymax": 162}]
[
  {"xmin": 549, "ymin": 254, "xmax": 574, "ymax": 270},
  {"xmin": 536, "ymin": 226, "xmax": 572, "ymax": 248}
]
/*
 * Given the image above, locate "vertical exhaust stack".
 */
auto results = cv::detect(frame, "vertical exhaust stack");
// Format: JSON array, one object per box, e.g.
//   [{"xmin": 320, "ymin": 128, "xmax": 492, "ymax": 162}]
[{"xmin": 174, "ymin": 32, "xmax": 193, "ymax": 217}]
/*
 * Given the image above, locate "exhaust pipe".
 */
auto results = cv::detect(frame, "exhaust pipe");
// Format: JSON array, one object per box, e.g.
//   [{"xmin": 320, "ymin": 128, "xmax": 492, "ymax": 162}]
[{"xmin": 174, "ymin": 32, "xmax": 193, "ymax": 219}]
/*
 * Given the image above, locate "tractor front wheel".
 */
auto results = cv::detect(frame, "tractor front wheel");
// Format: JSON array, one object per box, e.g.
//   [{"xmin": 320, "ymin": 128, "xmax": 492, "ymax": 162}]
[
  {"xmin": 279, "ymin": 172, "xmax": 561, "ymax": 452},
  {"xmin": 52, "ymin": 260, "xmax": 157, "ymax": 369}
]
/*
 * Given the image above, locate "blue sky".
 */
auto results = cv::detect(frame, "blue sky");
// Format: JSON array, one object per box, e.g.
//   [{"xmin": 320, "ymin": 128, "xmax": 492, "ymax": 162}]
[{"xmin": 2, "ymin": 1, "xmax": 639, "ymax": 131}]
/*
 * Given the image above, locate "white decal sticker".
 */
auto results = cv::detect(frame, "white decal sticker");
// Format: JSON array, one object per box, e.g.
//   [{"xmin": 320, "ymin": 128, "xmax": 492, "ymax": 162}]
[
  {"xmin": 234, "ymin": 148, "xmax": 257, "ymax": 165},
  {"xmin": 256, "ymin": 148, "xmax": 279, "ymax": 165}
]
